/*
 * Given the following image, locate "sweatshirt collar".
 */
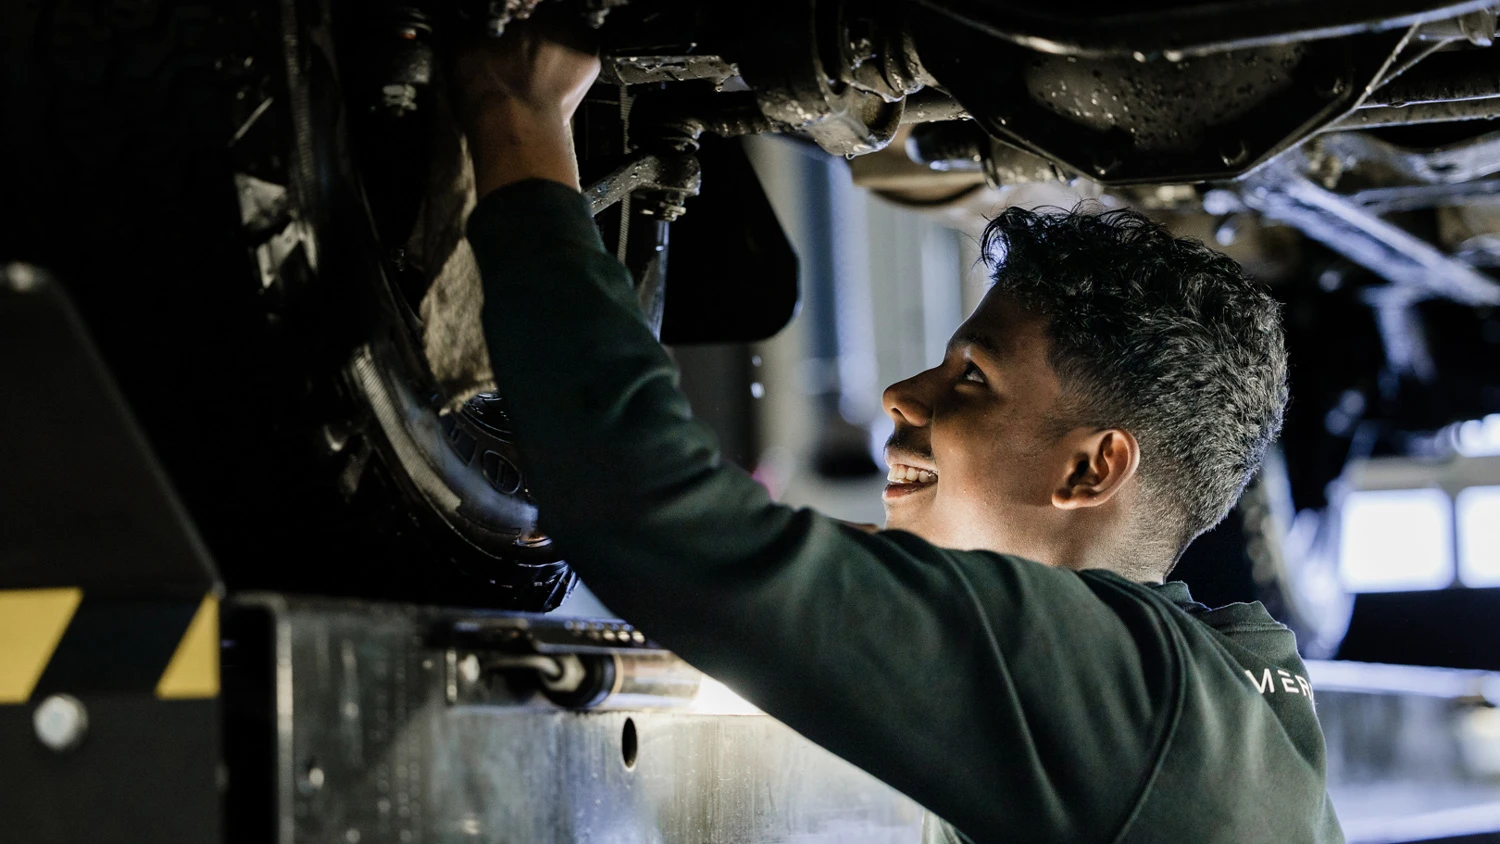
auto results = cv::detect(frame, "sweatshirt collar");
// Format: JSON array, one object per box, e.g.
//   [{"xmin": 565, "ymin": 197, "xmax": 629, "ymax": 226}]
[{"xmin": 1148, "ymin": 580, "xmax": 1211, "ymax": 613}]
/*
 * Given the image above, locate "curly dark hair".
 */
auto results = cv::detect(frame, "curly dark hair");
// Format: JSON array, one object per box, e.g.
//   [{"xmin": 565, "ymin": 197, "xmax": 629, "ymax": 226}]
[{"xmin": 981, "ymin": 204, "xmax": 1288, "ymax": 559}]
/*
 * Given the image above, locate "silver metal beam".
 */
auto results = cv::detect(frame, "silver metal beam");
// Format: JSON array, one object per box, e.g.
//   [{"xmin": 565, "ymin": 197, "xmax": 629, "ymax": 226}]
[
  {"xmin": 584, "ymin": 153, "xmax": 703, "ymax": 219},
  {"xmin": 1348, "ymin": 179, "xmax": 1500, "ymax": 214},
  {"xmin": 240, "ymin": 595, "xmax": 926, "ymax": 844},
  {"xmin": 1317, "ymin": 130, "xmax": 1500, "ymax": 184},
  {"xmin": 1329, "ymin": 97, "xmax": 1500, "ymax": 131},
  {"xmin": 1239, "ymin": 171, "xmax": 1500, "ymax": 306}
]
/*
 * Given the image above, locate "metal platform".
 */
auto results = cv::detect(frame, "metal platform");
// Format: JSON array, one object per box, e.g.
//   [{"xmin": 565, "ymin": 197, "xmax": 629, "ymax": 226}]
[
  {"xmin": 1310, "ymin": 659, "xmax": 1500, "ymax": 844},
  {"xmin": 226, "ymin": 594, "xmax": 924, "ymax": 844}
]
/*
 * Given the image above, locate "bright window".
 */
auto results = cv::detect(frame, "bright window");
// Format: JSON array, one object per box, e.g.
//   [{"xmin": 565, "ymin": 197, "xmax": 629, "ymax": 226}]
[
  {"xmin": 1339, "ymin": 489, "xmax": 1454, "ymax": 592},
  {"xmin": 1458, "ymin": 486, "xmax": 1500, "ymax": 587}
]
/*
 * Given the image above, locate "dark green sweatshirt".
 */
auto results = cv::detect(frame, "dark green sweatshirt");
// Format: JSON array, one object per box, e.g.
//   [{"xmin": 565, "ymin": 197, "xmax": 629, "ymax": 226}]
[{"xmin": 467, "ymin": 179, "xmax": 1345, "ymax": 844}]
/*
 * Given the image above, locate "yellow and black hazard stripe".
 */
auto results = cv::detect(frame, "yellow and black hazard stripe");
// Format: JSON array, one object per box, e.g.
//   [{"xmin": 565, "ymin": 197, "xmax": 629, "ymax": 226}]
[{"xmin": 0, "ymin": 589, "xmax": 218, "ymax": 704}]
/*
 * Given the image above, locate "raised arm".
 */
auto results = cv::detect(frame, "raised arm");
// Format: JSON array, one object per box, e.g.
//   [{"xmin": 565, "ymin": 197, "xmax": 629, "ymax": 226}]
[
  {"xmin": 456, "ymin": 32, "xmax": 1175, "ymax": 843},
  {"xmin": 453, "ymin": 28, "xmax": 599, "ymax": 195}
]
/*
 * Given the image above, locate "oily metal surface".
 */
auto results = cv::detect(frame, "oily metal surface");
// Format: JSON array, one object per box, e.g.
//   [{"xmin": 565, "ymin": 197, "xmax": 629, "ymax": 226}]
[
  {"xmin": 251, "ymin": 596, "xmax": 924, "ymax": 844},
  {"xmin": 915, "ymin": 13, "xmax": 1393, "ymax": 183},
  {"xmin": 1023, "ymin": 44, "xmax": 1305, "ymax": 152}
]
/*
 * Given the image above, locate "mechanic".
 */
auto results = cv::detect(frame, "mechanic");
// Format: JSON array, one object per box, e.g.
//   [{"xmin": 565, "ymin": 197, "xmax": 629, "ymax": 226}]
[{"xmin": 452, "ymin": 27, "xmax": 1344, "ymax": 844}]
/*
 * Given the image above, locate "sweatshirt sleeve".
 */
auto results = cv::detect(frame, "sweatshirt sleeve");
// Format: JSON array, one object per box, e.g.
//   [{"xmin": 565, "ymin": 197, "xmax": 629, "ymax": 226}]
[{"xmin": 467, "ymin": 178, "xmax": 1182, "ymax": 844}]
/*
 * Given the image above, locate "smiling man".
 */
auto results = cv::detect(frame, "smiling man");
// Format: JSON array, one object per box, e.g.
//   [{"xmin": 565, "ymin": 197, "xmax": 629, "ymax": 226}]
[
  {"xmin": 455, "ymin": 28, "xmax": 1343, "ymax": 844},
  {"xmin": 879, "ymin": 211, "xmax": 1289, "ymax": 585}
]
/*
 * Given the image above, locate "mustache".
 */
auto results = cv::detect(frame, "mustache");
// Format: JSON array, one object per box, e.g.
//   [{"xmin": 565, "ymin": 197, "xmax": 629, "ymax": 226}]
[{"xmin": 884, "ymin": 426, "xmax": 933, "ymax": 464}]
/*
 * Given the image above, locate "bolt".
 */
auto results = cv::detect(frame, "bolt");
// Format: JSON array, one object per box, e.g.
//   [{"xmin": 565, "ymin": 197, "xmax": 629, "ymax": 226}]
[
  {"xmin": 34, "ymin": 694, "xmax": 88, "ymax": 752},
  {"xmin": 1219, "ymin": 139, "xmax": 1249, "ymax": 167},
  {"xmin": 1316, "ymin": 75, "xmax": 1347, "ymax": 98},
  {"xmin": 321, "ymin": 422, "xmax": 350, "ymax": 454},
  {"xmin": 1090, "ymin": 151, "xmax": 1121, "ymax": 177},
  {"xmin": 381, "ymin": 84, "xmax": 418, "ymax": 115},
  {"xmin": 845, "ymin": 16, "xmax": 877, "ymax": 66}
]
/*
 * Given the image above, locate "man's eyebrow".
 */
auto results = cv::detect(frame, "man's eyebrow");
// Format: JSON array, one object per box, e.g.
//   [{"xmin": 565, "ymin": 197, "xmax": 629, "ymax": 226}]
[{"xmin": 948, "ymin": 331, "xmax": 1006, "ymax": 360}]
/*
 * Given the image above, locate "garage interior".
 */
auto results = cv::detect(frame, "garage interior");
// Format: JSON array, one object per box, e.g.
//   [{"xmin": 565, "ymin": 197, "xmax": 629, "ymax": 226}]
[{"xmin": 4, "ymin": 0, "xmax": 1500, "ymax": 842}]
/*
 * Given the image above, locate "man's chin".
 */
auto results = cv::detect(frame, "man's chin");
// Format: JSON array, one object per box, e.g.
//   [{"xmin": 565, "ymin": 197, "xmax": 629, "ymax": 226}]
[
  {"xmin": 880, "ymin": 509, "xmax": 966, "ymax": 548},
  {"xmin": 879, "ymin": 510, "xmax": 925, "ymax": 538}
]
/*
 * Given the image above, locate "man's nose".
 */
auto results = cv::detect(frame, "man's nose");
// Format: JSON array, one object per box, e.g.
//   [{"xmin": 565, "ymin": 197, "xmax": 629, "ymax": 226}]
[{"xmin": 883, "ymin": 370, "xmax": 933, "ymax": 427}]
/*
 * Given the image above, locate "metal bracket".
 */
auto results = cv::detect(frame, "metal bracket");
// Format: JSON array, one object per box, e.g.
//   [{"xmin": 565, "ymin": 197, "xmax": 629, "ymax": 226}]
[{"xmin": 585, "ymin": 153, "xmax": 703, "ymax": 220}]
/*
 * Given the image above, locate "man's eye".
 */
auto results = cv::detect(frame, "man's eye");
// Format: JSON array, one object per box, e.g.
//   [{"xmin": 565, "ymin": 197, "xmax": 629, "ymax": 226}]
[{"xmin": 961, "ymin": 362, "xmax": 986, "ymax": 383}]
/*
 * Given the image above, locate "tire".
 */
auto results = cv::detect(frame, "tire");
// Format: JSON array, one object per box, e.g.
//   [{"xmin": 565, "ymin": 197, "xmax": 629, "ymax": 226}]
[{"xmin": 0, "ymin": 0, "xmax": 576, "ymax": 610}]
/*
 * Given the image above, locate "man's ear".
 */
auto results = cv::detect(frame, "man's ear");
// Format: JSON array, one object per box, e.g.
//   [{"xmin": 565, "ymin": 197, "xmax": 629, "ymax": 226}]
[{"xmin": 1051, "ymin": 428, "xmax": 1140, "ymax": 510}]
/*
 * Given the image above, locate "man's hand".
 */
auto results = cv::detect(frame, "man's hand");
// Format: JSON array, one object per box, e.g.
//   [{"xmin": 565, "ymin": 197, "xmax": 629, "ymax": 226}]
[{"xmin": 453, "ymin": 26, "xmax": 600, "ymax": 198}]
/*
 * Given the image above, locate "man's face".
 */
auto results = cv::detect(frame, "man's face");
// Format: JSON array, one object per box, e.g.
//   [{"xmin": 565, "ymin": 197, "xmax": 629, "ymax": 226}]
[{"xmin": 881, "ymin": 291, "xmax": 1078, "ymax": 556}]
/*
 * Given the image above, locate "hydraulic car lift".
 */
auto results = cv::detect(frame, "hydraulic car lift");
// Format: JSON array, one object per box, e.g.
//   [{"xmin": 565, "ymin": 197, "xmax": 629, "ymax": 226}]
[{"xmin": 0, "ymin": 264, "xmax": 923, "ymax": 843}]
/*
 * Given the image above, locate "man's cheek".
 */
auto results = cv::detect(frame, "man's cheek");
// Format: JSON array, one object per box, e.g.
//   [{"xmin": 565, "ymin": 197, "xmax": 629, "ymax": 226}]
[{"xmin": 941, "ymin": 473, "xmax": 981, "ymax": 512}]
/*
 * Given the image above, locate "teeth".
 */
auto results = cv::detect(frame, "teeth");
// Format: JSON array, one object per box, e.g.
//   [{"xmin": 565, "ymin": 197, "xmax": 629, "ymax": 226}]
[{"xmin": 886, "ymin": 464, "xmax": 937, "ymax": 484}]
